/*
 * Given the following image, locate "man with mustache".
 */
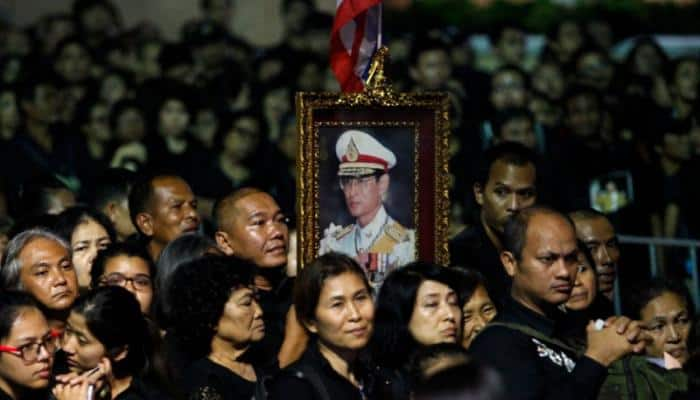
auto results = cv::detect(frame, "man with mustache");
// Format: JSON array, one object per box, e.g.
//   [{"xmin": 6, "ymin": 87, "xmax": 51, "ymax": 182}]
[
  {"xmin": 469, "ymin": 206, "xmax": 647, "ymax": 400},
  {"xmin": 128, "ymin": 173, "xmax": 201, "ymax": 261},
  {"xmin": 214, "ymin": 188, "xmax": 306, "ymax": 367},
  {"xmin": 569, "ymin": 209, "xmax": 619, "ymax": 305},
  {"xmin": 320, "ymin": 129, "xmax": 415, "ymax": 290}
]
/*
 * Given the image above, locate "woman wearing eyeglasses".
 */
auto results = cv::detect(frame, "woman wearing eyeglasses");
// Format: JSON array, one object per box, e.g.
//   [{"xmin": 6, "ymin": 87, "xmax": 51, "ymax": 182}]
[
  {"xmin": 54, "ymin": 286, "xmax": 165, "ymax": 400},
  {"xmin": 89, "ymin": 243, "xmax": 155, "ymax": 315},
  {"xmin": 0, "ymin": 291, "xmax": 57, "ymax": 400}
]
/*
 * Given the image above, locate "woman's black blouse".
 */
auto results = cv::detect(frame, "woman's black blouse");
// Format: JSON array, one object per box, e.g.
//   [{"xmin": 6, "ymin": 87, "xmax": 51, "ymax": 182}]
[
  {"xmin": 267, "ymin": 341, "xmax": 369, "ymax": 400},
  {"xmin": 183, "ymin": 358, "xmax": 257, "ymax": 400}
]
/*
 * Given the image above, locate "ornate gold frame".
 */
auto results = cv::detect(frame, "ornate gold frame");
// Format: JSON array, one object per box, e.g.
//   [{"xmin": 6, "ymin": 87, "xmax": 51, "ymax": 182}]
[{"xmin": 296, "ymin": 47, "xmax": 451, "ymax": 268}]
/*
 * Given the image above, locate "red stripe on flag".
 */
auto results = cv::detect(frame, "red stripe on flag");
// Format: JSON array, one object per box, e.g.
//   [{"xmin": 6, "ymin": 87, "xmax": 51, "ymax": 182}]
[{"xmin": 330, "ymin": 0, "xmax": 382, "ymax": 93}]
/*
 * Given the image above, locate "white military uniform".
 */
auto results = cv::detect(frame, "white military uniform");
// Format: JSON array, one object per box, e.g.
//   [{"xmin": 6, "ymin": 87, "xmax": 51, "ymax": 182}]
[{"xmin": 319, "ymin": 130, "xmax": 416, "ymax": 290}]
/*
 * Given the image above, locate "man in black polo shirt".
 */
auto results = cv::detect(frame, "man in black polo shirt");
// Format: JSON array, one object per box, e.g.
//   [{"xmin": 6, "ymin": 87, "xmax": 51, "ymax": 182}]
[
  {"xmin": 214, "ymin": 187, "xmax": 307, "ymax": 367},
  {"xmin": 470, "ymin": 206, "xmax": 647, "ymax": 400},
  {"xmin": 449, "ymin": 143, "xmax": 537, "ymax": 306}
]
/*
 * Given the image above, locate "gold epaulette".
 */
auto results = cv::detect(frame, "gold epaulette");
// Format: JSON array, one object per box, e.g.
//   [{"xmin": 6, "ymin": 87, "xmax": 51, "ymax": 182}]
[
  {"xmin": 334, "ymin": 225, "xmax": 354, "ymax": 240},
  {"xmin": 384, "ymin": 222, "xmax": 408, "ymax": 243}
]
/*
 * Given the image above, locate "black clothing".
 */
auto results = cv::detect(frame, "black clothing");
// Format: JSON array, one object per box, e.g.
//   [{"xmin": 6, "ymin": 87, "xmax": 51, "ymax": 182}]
[
  {"xmin": 449, "ymin": 222, "xmax": 511, "ymax": 307},
  {"xmin": 470, "ymin": 297, "xmax": 608, "ymax": 400},
  {"xmin": 0, "ymin": 389, "xmax": 12, "ymax": 400},
  {"xmin": 250, "ymin": 271, "xmax": 295, "ymax": 368},
  {"xmin": 2, "ymin": 131, "xmax": 81, "ymax": 193},
  {"xmin": 559, "ymin": 295, "xmax": 614, "ymax": 349},
  {"xmin": 268, "ymin": 341, "xmax": 369, "ymax": 400},
  {"xmin": 114, "ymin": 377, "xmax": 169, "ymax": 400},
  {"xmin": 183, "ymin": 358, "xmax": 257, "ymax": 400}
]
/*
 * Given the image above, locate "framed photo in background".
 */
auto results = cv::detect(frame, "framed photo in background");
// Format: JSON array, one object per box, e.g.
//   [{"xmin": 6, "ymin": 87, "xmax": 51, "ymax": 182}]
[{"xmin": 296, "ymin": 48, "xmax": 451, "ymax": 290}]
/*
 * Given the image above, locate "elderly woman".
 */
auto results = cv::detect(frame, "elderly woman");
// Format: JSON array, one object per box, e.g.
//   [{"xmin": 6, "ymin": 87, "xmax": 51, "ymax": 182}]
[
  {"xmin": 168, "ymin": 255, "xmax": 269, "ymax": 399},
  {"xmin": 452, "ymin": 268, "xmax": 497, "ymax": 349},
  {"xmin": 268, "ymin": 252, "xmax": 375, "ymax": 399},
  {"xmin": 1, "ymin": 228, "xmax": 78, "ymax": 331}
]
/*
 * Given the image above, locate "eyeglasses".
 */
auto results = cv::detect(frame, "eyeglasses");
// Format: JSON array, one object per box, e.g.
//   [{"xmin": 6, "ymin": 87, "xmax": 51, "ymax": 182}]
[
  {"xmin": 100, "ymin": 272, "xmax": 152, "ymax": 291},
  {"xmin": 0, "ymin": 330, "xmax": 60, "ymax": 364},
  {"xmin": 339, "ymin": 175, "xmax": 378, "ymax": 191}
]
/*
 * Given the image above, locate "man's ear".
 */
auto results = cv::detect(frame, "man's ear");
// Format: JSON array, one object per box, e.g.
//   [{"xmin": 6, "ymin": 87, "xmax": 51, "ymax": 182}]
[
  {"xmin": 214, "ymin": 231, "xmax": 235, "ymax": 256},
  {"xmin": 473, "ymin": 182, "xmax": 484, "ymax": 206},
  {"xmin": 500, "ymin": 251, "xmax": 518, "ymax": 278},
  {"xmin": 135, "ymin": 212, "xmax": 154, "ymax": 237}
]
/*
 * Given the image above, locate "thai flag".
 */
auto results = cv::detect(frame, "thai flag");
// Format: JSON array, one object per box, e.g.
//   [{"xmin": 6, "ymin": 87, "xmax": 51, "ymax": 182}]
[{"xmin": 330, "ymin": 0, "xmax": 383, "ymax": 93}]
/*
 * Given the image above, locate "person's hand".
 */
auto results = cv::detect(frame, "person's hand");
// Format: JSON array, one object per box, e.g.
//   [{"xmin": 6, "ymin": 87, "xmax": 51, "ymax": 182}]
[
  {"xmin": 584, "ymin": 317, "xmax": 648, "ymax": 367},
  {"xmin": 53, "ymin": 358, "xmax": 111, "ymax": 400}
]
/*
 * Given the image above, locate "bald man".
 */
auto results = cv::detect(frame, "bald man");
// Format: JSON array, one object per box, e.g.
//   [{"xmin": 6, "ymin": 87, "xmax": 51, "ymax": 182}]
[{"xmin": 214, "ymin": 188, "xmax": 306, "ymax": 367}]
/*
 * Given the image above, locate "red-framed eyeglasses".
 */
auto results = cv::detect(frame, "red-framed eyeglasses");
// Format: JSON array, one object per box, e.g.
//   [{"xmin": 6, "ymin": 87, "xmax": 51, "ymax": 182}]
[{"xmin": 0, "ymin": 329, "xmax": 60, "ymax": 364}]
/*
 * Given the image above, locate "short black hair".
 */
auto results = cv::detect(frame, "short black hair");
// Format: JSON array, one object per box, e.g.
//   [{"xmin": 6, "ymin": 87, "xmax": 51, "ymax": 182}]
[
  {"xmin": 451, "ymin": 267, "xmax": 489, "ymax": 308},
  {"xmin": 625, "ymin": 277, "xmax": 694, "ymax": 320},
  {"xmin": 90, "ymin": 241, "xmax": 156, "ymax": 291},
  {"xmin": 127, "ymin": 173, "xmax": 165, "ymax": 235},
  {"xmin": 563, "ymin": 84, "xmax": 601, "ymax": 113},
  {"xmin": 294, "ymin": 252, "xmax": 370, "ymax": 330},
  {"xmin": 15, "ymin": 177, "xmax": 73, "ymax": 219},
  {"xmin": 92, "ymin": 168, "xmax": 136, "ymax": 211},
  {"xmin": 169, "ymin": 255, "xmax": 256, "ymax": 360},
  {"xmin": 409, "ymin": 35, "xmax": 450, "ymax": 67},
  {"xmin": 475, "ymin": 142, "xmax": 537, "ymax": 188},
  {"xmin": 108, "ymin": 98, "xmax": 143, "ymax": 132},
  {"xmin": 491, "ymin": 108, "xmax": 534, "ymax": 139},
  {"xmin": 53, "ymin": 205, "xmax": 117, "ymax": 245},
  {"xmin": 502, "ymin": 206, "xmax": 575, "ymax": 261}
]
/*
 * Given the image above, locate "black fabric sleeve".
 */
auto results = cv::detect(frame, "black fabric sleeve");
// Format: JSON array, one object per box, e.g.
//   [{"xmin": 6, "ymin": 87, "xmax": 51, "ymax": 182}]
[{"xmin": 470, "ymin": 327, "xmax": 608, "ymax": 400}]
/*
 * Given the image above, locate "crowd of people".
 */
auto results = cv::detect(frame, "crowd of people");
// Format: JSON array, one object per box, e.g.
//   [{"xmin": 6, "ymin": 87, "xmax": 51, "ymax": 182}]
[{"xmin": 1, "ymin": 0, "xmax": 700, "ymax": 399}]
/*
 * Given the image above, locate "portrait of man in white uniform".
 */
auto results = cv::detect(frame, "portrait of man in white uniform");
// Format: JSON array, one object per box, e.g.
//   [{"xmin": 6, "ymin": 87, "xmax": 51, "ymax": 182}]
[{"xmin": 320, "ymin": 129, "xmax": 416, "ymax": 289}]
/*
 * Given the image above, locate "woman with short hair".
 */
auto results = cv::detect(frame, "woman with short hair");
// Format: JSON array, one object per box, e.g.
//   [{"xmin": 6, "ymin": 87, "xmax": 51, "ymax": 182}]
[
  {"xmin": 168, "ymin": 255, "xmax": 269, "ymax": 400},
  {"xmin": 268, "ymin": 252, "xmax": 375, "ymax": 399}
]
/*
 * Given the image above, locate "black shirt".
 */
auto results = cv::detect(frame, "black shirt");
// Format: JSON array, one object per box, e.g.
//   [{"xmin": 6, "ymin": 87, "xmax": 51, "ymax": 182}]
[
  {"xmin": 182, "ymin": 358, "xmax": 257, "ymax": 400},
  {"xmin": 250, "ymin": 273, "xmax": 295, "ymax": 368},
  {"xmin": 268, "ymin": 341, "xmax": 368, "ymax": 400},
  {"xmin": 114, "ymin": 377, "xmax": 169, "ymax": 400},
  {"xmin": 449, "ymin": 222, "xmax": 511, "ymax": 307},
  {"xmin": 470, "ymin": 297, "xmax": 608, "ymax": 400}
]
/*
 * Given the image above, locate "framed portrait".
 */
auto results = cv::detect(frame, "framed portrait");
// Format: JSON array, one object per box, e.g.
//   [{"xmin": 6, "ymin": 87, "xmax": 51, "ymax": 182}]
[{"xmin": 296, "ymin": 53, "xmax": 450, "ymax": 288}]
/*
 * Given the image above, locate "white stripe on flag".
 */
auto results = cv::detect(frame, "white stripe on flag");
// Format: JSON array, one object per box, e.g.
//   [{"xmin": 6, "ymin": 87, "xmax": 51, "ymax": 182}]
[{"xmin": 340, "ymin": 20, "xmax": 356, "ymax": 56}]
